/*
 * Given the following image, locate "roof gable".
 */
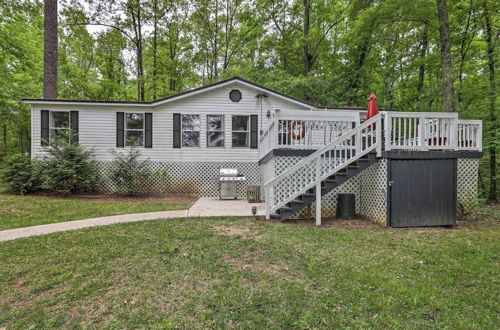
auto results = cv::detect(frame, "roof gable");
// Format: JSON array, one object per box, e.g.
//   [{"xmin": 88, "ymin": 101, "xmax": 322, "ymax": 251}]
[{"xmin": 21, "ymin": 77, "xmax": 320, "ymax": 109}]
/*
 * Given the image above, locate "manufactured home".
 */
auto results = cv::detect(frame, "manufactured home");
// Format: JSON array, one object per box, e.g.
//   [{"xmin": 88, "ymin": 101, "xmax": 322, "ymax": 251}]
[{"xmin": 22, "ymin": 77, "xmax": 483, "ymax": 227}]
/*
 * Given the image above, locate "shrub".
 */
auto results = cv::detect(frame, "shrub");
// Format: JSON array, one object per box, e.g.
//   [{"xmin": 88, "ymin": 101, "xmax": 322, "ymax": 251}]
[
  {"xmin": 108, "ymin": 147, "xmax": 156, "ymax": 195},
  {"xmin": 1, "ymin": 154, "xmax": 44, "ymax": 194},
  {"xmin": 42, "ymin": 134, "xmax": 99, "ymax": 194}
]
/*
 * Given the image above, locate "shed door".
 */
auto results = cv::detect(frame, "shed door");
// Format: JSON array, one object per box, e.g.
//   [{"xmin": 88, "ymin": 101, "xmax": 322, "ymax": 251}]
[{"xmin": 389, "ymin": 159, "xmax": 456, "ymax": 227}]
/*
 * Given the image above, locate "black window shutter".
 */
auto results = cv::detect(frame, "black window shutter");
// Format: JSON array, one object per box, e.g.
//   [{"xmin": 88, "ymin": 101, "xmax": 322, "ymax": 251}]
[
  {"xmin": 70, "ymin": 111, "xmax": 79, "ymax": 143},
  {"xmin": 116, "ymin": 112, "xmax": 124, "ymax": 147},
  {"xmin": 145, "ymin": 113, "xmax": 153, "ymax": 148},
  {"xmin": 250, "ymin": 115, "xmax": 258, "ymax": 149},
  {"xmin": 41, "ymin": 110, "xmax": 49, "ymax": 146},
  {"xmin": 173, "ymin": 113, "xmax": 181, "ymax": 148}
]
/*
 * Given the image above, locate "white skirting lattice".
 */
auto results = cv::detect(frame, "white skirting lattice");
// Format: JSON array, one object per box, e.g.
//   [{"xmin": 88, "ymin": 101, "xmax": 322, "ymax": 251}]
[
  {"xmin": 457, "ymin": 158, "xmax": 479, "ymax": 218},
  {"xmin": 96, "ymin": 161, "xmax": 260, "ymax": 198},
  {"xmin": 359, "ymin": 159, "xmax": 388, "ymax": 226}
]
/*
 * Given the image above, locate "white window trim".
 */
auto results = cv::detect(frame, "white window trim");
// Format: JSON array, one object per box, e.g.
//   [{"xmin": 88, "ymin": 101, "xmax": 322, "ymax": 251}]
[
  {"xmin": 181, "ymin": 114, "xmax": 201, "ymax": 148},
  {"xmin": 124, "ymin": 112, "xmax": 145, "ymax": 147},
  {"xmin": 49, "ymin": 110, "xmax": 71, "ymax": 142},
  {"xmin": 207, "ymin": 114, "xmax": 225, "ymax": 148},
  {"xmin": 231, "ymin": 115, "xmax": 250, "ymax": 148}
]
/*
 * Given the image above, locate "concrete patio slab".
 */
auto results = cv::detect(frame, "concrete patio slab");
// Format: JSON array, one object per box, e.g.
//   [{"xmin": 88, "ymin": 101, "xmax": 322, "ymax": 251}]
[{"xmin": 187, "ymin": 197, "xmax": 265, "ymax": 217}]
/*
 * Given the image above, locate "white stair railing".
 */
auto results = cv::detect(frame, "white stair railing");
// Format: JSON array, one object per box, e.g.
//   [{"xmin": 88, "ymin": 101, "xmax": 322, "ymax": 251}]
[{"xmin": 264, "ymin": 114, "xmax": 382, "ymax": 218}]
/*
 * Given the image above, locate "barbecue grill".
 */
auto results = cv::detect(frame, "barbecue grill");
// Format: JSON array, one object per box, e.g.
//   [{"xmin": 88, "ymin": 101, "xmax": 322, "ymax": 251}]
[{"xmin": 219, "ymin": 168, "xmax": 246, "ymax": 199}]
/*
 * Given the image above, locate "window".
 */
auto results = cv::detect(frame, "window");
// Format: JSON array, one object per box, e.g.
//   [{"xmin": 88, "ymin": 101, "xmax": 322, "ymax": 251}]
[
  {"xmin": 232, "ymin": 115, "xmax": 249, "ymax": 148},
  {"xmin": 49, "ymin": 111, "xmax": 70, "ymax": 141},
  {"xmin": 229, "ymin": 89, "xmax": 242, "ymax": 102},
  {"xmin": 182, "ymin": 114, "xmax": 200, "ymax": 147},
  {"xmin": 125, "ymin": 113, "xmax": 144, "ymax": 146},
  {"xmin": 207, "ymin": 115, "xmax": 224, "ymax": 147}
]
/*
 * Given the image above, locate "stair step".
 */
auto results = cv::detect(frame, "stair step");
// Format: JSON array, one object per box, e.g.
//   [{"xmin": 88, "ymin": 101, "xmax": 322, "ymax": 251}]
[{"xmin": 267, "ymin": 150, "xmax": 380, "ymax": 220}]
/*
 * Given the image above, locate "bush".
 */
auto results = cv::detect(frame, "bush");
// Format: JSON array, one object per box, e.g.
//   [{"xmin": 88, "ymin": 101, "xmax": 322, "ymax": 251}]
[
  {"xmin": 42, "ymin": 134, "xmax": 99, "ymax": 194},
  {"xmin": 1, "ymin": 154, "xmax": 43, "ymax": 194},
  {"xmin": 108, "ymin": 147, "xmax": 168, "ymax": 195}
]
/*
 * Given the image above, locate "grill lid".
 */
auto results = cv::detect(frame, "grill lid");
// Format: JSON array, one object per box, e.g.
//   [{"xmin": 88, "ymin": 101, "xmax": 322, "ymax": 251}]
[{"xmin": 219, "ymin": 168, "xmax": 238, "ymax": 177}]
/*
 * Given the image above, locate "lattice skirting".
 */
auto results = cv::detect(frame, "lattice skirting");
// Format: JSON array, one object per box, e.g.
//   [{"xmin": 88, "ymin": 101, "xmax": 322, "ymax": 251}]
[
  {"xmin": 457, "ymin": 158, "xmax": 479, "ymax": 218},
  {"xmin": 359, "ymin": 159, "xmax": 388, "ymax": 226},
  {"xmin": 96, "ymin": 161, "xmax": 260, "ymax": 197}
]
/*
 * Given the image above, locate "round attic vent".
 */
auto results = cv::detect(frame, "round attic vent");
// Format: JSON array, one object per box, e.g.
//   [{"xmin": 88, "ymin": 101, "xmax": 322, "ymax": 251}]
[{"xmin": 229, "ymin": 89, "xmax": 242, "ymax": 102}]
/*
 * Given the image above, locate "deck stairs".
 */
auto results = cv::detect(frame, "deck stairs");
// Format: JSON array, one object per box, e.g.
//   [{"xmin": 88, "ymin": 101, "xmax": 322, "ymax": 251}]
[
  {"xmin": 269, "ymin": 152, "xmax": 378, "ymax": 220},
  {"xmin": 264, "ymin": 114, "xmax": 382, "ymax": 221}
]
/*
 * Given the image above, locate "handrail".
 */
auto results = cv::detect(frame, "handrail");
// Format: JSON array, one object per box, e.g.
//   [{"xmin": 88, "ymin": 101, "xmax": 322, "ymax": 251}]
[
  {"xmin": 259, "ymin": 120, "xmax": 275, "ymax": 142},
  {"xmin": 265, "ymin": 114, "xmax": 382, "ymax": 216},
  {"xmin": 265, "ymin": 114, "xmax": 381, "ymax": 187}
]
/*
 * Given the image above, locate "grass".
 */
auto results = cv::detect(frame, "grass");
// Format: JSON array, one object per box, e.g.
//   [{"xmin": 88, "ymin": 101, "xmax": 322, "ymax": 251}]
[
  {"xmin": 0, "ymin": 190, "xmax": 194, "ymax": 230},
  {"xmin": 0, "ymin": 203, "xmax": 498, "ymax": 328}
]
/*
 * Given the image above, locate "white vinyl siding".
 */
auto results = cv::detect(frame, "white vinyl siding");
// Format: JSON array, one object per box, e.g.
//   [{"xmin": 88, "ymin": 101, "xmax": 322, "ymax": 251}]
[{"xmin": 31, "ymin": 81, "xmax": 315, "ymax": 162}]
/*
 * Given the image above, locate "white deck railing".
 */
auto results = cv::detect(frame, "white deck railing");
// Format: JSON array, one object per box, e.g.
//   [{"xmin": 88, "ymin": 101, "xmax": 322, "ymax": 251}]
[
  {"xmin": 457, "ymin": 120, "xmax": 482, "ymax": 151},
  {"xmin": 383, "ymin": 112, "xmax": 482, "ymax": 152},
  {"xmin": 265, "ymin": 114, "xmax": 382, "ymax": 217},
  {"xmin": 259, "ymin": 109, "xmax": 359, "ymax": 158}
]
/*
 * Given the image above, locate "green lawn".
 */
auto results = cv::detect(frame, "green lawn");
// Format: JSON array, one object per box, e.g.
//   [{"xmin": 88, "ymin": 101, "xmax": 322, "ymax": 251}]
[
  {"xmin": 0, "ymin": 191, "xmax": 194, "ymax": 230},
  {"xmin": 0, "ymin": 205, "xmax": 498, "ymax": 328}
]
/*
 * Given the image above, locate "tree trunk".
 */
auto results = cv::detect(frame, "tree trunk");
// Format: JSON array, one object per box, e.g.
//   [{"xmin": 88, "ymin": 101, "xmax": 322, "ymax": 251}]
[
  {"xmin": 152, "ymin": 0, "xmax": 158, "ymax": 100},
  {"xmin": 436, "ymin": 0, "xmax": 454, "ymax": 112},
  {"xmin": 457, "ymin": 2, "xmax": 474, "ymax": 112},
  {"xmin": 2, "ymin": 121, "xmax": 6, "ymax": 150},
  {"xmin": 303, "ymin": 0, "xmax": 312, "ymax": 76},
  {"xmin": 417, "ymin": 21, "xmax": 428, "ymax": 111},
  {"xmin": 43, "ymin": 0, "xmax": 58, "ymax": 99},
  {"xmin": 137, "ymin": 3, "xmax": 145, "ymax": 101},
  {"xmin": 483, "ymin": 2, "xmax": 497, "ymax": 202}
]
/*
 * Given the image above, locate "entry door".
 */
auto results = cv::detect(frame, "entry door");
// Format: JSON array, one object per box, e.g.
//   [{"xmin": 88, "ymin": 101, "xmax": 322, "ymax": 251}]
[{"xmin": 389, "ymin": 159, "xmax": 456, "ymax": 227}]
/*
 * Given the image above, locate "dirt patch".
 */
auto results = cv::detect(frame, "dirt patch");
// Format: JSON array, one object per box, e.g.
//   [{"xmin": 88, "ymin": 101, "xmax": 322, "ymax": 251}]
[
  {"xmin": 283, "ymin": 217, "xmax": 382, "ymax": 229},
  {"xmin": 214, "ymin": 225, "xmax": 251, "ymax": 236},
  {"xmin": 222, "ymin": 253, "xmax": 292, "ymax": 280}
]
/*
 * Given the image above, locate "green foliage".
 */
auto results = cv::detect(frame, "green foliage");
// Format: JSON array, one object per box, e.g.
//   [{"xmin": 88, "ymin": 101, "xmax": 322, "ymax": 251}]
[
  {"xmin": 0, "ymin": 190, "xmax": 192, "ymax": 231},
  {"xmin": 108, "ymin": 147, "xmax": 169, "ymax": 195},
  {"xmin": 0, "ymin": 154, "xmax": 43, "ymax": 194},
  {"xmin": 1, "ymin": 0, "xmax": 497, "ymax": 197},
  {"xmin": 41, "ymin": 133, "xmax": 100, "ymax": 194}
]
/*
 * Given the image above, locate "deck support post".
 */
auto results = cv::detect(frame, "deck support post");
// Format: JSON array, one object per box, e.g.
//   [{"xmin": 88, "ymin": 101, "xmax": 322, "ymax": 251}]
[
  {"xmin": 315, "ymin": 157, "xmax": 322, "ymax": 226},
  {"xmin": 315, "ymin": 182, "xmax": 321, "ymax": 226},
  {"xmin": 376, "ymin": 116, "xmax": 382, "ymax": 157}
]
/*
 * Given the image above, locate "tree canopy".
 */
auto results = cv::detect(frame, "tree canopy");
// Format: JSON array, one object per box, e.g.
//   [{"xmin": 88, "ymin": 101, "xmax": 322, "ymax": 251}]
[{"xmin": 0, "ymin": 0, "xmax": 497, "ymax": 199}]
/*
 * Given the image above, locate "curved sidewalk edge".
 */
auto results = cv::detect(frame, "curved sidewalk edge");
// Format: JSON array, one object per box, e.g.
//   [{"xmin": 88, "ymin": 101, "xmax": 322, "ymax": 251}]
[{"xmin": 0, "ymin": 210, "xmax": 189, "ymax": 242}]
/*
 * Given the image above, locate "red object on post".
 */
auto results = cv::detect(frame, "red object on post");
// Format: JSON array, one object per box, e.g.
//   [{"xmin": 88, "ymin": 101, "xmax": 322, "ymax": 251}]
[{"xmin": 366, "ymin": 93, "xmax": 379, "ymax": 130}]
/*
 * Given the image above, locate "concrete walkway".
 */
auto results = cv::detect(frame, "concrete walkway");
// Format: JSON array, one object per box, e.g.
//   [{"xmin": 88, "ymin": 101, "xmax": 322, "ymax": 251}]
[
  {"xmin": 0, "ymin": 198, "xmax": 265, "ymax": 242},
  {"xmin": 187, "ymin": 197, "xmax": 265, "ymax": 217}
]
